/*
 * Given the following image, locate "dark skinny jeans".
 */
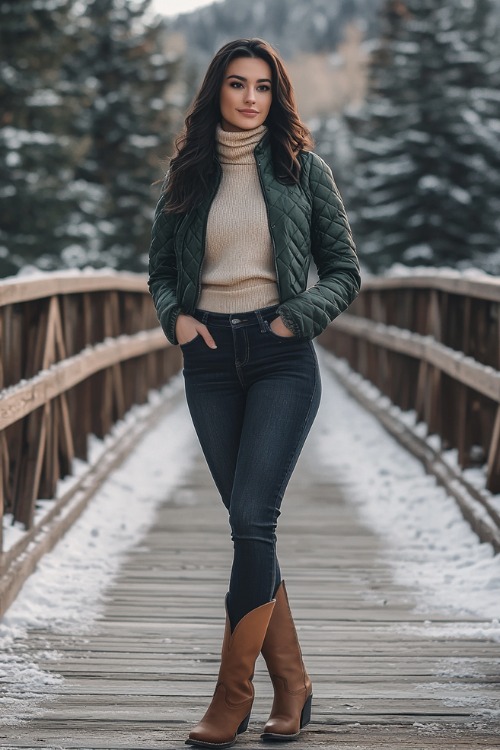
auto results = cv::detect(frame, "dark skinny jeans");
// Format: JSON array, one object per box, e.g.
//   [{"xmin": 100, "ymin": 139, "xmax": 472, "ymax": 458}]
[{"xmin": 181, "ymin": 305, "xmax": 321, "ymax": 629}]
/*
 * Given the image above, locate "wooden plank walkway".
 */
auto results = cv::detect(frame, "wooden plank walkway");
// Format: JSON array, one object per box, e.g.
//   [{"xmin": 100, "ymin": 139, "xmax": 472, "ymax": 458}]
[{"xmin": 2, "ymin": 372, "xmax": 500, "ymax": 749}]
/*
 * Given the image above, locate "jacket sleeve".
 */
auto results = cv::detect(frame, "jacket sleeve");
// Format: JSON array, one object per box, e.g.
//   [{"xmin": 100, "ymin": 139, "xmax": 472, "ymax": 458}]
[
  {"xmin": 147, "ymin": 188, "xmax": 182, "ymax": 345},
  {"xmin": 277, "ymin": 152, "xmax": 361, "ymax": 340}
]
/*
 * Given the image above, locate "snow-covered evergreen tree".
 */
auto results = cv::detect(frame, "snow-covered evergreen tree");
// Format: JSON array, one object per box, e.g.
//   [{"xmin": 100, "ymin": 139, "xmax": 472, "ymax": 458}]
[
  {"xmin": 451, "ymin": 0, "xmax": 500, "ymax": 272},
  {"xmin": 70, "ymin": 0, "xmax": 179, "ymax": 271},
  {"xmin": 0, "ymin": 0, "xmax": 180, "ymax": 277},
  {"xmin": 348, "ymin": 0, "xmax": 500, "ymax": 272},
  {"xmin": 308, "ymin": 114, "xmax": 355, "ymax": 207},
  {"xmin": 0, "ymin": 0, "xmax": 89, "ymax": 275}
]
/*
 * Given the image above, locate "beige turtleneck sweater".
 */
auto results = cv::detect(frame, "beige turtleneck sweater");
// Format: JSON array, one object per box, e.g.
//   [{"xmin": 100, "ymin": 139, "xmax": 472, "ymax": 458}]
[{"xmin": 197, "ymin": 123, "xmax": 279, "ymax": 313}]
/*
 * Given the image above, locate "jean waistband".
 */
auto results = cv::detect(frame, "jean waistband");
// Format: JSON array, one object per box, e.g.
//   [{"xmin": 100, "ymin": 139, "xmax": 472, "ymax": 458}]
[{"xmin": 193, "ymin": 304, "xmax": 280, "ymax": 329}]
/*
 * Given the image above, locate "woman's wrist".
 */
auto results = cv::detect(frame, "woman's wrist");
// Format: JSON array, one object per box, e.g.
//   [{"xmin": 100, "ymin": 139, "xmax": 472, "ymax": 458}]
[{"xmin": 270, "ymin": 315, "xmax": 295, "ymax": 337}]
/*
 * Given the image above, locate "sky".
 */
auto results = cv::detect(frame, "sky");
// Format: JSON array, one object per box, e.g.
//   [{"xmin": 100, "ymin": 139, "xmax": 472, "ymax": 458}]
[{"xmin": 151, "ymin": 0, "xmax": 222, "ymax": 18}]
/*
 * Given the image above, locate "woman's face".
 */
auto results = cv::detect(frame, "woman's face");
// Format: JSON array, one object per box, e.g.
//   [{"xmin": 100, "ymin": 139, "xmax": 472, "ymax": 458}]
[{"xmin": 219, "ymin": 56, "xmax": 273, "ymax": 132}]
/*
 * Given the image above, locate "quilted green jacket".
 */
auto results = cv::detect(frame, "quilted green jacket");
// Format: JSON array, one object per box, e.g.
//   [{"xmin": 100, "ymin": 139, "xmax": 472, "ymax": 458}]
[{"xmin": 148, "ymin": 132, "xmax": 360, "ymax": 344}]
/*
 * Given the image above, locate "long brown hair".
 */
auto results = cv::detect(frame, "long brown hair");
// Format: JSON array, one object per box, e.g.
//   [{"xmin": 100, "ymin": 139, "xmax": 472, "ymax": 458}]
[{"xmin": 163, "ymin": 38, "xmax": 314, "ymax": 214}]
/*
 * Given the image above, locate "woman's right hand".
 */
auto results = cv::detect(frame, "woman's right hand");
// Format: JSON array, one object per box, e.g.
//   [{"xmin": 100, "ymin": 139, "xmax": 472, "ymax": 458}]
[{"xmin": 175, "ymin": 313, "xmax": 217, "ymax": 349}]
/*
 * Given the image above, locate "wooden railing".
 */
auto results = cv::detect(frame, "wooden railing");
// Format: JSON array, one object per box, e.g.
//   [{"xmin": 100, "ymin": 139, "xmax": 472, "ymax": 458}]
[
  {"xmin": 4, "ymin": 269, "xmax": 499, "ymax": 607},
  {"xmin": 0, "ymin": 271, "xmax": 180, "ymax": 568},
  {"xmin": 319, "ymin": 273, "xmax": 500, "ymax": 498}
]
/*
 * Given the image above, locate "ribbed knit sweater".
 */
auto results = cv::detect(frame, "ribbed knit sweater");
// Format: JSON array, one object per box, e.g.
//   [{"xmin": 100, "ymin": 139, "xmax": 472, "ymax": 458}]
[{"xmin": 197, "ymin": 123, "xmax": 279, "ymax": 313}]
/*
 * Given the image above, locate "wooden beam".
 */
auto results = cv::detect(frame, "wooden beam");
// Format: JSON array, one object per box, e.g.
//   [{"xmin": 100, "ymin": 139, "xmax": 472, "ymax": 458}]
[
  {"xmin": 333, "ymin": 315, "xmax": 500, "ymax": 403},
  {"xmin": 487, "ymin": 406, "xmax": 500, "ymax": 493},
  {"xmin": 0, "ymin": 271, "xmax": 148, "ymax": 307},
  {"xmin": 359, "ymin": 273, "xmax": 500, "ymax": 303},
  {"xmin": 0, "ymin": 328, "xmax": 169, "ymax": 431}
]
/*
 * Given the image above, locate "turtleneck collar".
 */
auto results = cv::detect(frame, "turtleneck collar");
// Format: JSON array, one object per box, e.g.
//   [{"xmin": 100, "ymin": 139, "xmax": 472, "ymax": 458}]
[{"xmin": 215, "ymin": 122, "xmax": 267, "ymax": 165}]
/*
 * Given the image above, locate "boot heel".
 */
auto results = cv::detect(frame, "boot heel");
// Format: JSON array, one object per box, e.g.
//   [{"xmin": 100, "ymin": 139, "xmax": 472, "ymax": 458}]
[
  {"xmin": 237, "ymin": 712, "xmax": 251, "ymax": 734},
  {"xmin": 300, "ymin": 693, "xmax": 312, "ymax": 728}
]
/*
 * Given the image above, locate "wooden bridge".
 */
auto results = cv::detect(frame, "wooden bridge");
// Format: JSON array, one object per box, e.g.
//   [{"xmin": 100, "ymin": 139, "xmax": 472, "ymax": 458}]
[{"xmin": 1, "ymin": 272, "xmax": 499, "ymax": 749}]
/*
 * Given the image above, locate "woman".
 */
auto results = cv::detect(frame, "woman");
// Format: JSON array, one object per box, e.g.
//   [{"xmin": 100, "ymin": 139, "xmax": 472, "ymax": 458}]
[{"xmin": 148, "ymin": 38, "xmax": 360, "ymax": 748}]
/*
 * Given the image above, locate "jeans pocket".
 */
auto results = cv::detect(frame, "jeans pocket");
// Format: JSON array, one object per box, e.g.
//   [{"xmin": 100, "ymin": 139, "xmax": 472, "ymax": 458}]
[
  {"xmin": 265, "ymin": 320, "xmax": 298, "ymax": 342},
  {"xmin": 180, "ymin": 333, "xmax": 202, "ymax": 350}
]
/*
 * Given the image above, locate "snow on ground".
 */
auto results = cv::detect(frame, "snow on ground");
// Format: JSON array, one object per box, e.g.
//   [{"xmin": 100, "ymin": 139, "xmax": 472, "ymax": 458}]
[
  {"xmin": 312, "ymin": 348, "xmax": 500, "ymax": 635},
  {"xmin": 1, "ymin": 353, "xmax": 500, "ymax": 723},
  {"xmin": 0, "ymin": 375, "xmax": 199, "ymax": 723}
]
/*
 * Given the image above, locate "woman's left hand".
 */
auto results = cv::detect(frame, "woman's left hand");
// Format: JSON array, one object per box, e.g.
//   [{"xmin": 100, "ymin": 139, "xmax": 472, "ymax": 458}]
[{"xmin": 270, "ymin": 316, "xmax": 295, "ymax": 337}]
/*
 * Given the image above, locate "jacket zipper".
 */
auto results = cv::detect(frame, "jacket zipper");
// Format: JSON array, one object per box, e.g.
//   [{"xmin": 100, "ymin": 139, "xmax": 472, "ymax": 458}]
[
  {"xmin": 255, "ymin": 149, "xmax": 282, "ymax": 300},
  {"xmin": 193, "ymin": 162, "xmax": 222, "ymax": 310}
]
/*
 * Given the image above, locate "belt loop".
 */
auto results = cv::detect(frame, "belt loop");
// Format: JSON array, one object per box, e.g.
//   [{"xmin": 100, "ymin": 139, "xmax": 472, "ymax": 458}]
[
  {"xmin": 255, "ymin": 308, "xmax": 267, "ymax": 333},
  {"xmin": 201, "ymin": 311, "xmax": 209, "ymax": 325}
]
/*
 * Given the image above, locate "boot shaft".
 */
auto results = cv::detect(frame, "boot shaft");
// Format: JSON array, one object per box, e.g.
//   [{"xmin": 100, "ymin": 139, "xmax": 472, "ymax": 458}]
[
  {"xmin": 219, "ymin": 598, "xmax": 276, "ymax": 697},
  {"xmin": 261, "ymin": 581, "xmax": 310, "ymax": 693}
]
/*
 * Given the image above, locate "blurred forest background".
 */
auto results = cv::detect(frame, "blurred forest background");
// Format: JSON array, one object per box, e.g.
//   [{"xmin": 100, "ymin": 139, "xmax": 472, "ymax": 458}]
[{"xmin": 1, "ymin": 0, "xmax": 499, "ymax": 279}]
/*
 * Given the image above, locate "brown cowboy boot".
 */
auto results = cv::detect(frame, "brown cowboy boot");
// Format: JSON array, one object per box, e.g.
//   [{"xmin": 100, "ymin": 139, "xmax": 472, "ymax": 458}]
[
  {"xmin": 260, "ymin": 581, "xmax": 313, "ymax": 741},
  {"xmin": 186, "ymin": 597, "xmax": 275, "ymax": 749}
]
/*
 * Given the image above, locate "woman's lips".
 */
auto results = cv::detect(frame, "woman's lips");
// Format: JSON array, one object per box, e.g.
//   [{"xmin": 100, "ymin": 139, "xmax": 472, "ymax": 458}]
[{"xmin": 238, "ymin": 110, "xmax": 259, "ymax": 117}]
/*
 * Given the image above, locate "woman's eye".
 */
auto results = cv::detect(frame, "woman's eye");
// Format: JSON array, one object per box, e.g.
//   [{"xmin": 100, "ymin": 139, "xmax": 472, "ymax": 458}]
[{"xmin": 229, "ymin": 82, "xmax": 270, "ymax": 91}]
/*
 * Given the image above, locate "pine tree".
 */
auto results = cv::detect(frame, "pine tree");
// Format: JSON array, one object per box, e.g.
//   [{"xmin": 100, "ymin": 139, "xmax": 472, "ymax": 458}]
[
  {"xmin": 0, "ymin": 0, "xmax": 89, "ymax": 275},
  {"xmin": 309, "ymin": 114, "xmax": 355, "ymax": 205},
  {"xmin": 447, "ymin": 0, "xmax": 500, "ymax": 271},
  {"xmin": 348, "ymin": 0, "xmax": 500, "ymax": 273},
  {"xmin": 0, "ymin": 0, "xmax": 180, "ymax": 277},
  {"xmin": 70, "ymin": 0, "xmax": 179, "ymax": 272}
]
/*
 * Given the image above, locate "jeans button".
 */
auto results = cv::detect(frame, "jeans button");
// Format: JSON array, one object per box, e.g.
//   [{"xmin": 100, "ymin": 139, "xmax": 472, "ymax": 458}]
[{"xmin": 231, "ymin": 318, "xmax": 241, "ymax": 325}]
